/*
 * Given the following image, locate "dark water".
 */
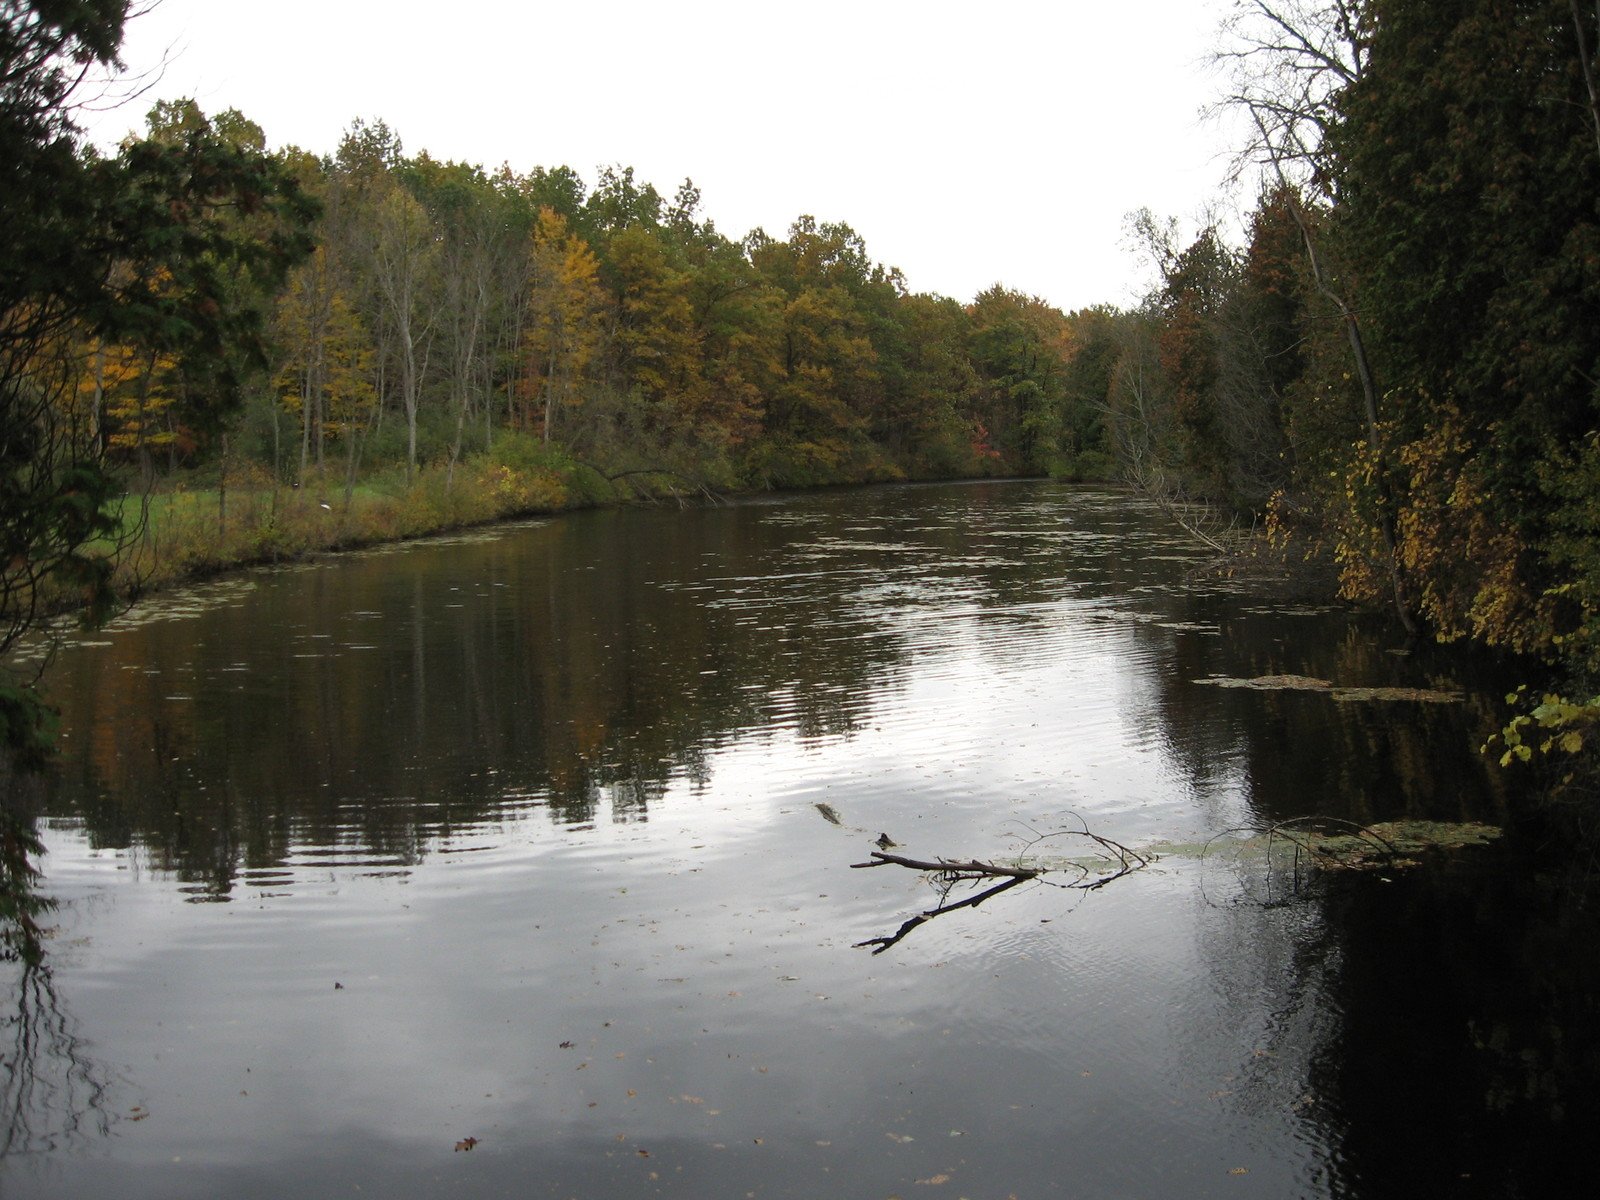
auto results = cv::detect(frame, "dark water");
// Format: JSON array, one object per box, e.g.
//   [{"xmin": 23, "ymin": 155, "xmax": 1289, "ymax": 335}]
[{"xmin": 3, "ymin": 480, "xmax": 1595, "ymax": 1198}]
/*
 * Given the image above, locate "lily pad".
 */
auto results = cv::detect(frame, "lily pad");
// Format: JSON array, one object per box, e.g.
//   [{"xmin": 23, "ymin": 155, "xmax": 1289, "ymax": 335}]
[
  {"xmin": 1195, "ymin": 675, "xmax": 1463, "ymax": 703},
  {"xmin": 1327, "ymin": 685, "xmax": 1463, "ymax": 704},
  {"xmin": 1152, "ymin": 819, "xmax": 1501, "ymax": 867}
]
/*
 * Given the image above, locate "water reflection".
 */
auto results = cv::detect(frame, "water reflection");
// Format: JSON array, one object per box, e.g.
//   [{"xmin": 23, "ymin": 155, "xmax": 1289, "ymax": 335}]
[
  {"xmin": 1, "ymin": 964, "xmax": 117, "ymax": 1155},
  {"xmin": 38, "ymin": 484, "xmax": 1271, "ymax": 895},
  {"xmin": 4, "ymin": 480, "xmax": 1584, "ymax": 1199},
  {"xmin": 1188, "ymin": 808, "xmax": 1600, "ymax": 1199},
  {"xmin": 1315, "ymin": 841, "xmax": 1600, "ymax": 1198}
]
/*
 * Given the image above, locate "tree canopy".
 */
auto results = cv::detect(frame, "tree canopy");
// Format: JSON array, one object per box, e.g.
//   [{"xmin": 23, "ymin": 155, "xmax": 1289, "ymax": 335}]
[{"xmin": 2, "ymin": 0, "xmax": 314, "ymax": 760}]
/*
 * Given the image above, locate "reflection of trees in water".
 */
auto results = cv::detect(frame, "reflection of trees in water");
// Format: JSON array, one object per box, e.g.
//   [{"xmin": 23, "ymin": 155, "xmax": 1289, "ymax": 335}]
[
  {"xmin": 1190, "ymin": 832, "xmax": 1347, "ymax": 1151},
  {"xmin": 1152, "ymin": 579, "xmax": 1581, "ymax": 1191},
  {"xmin": 1194, "ymin": 829, "xmax": 1600, "ymax": 1198},
  {"xmin": 2, "ymin": 792, "xmax": 52, "ymax": 968},
  {"xmin": 3, "ymin": 786, "xmax": 119, "ymax": 1154},
  {"xmin": 37, "ymin": 483, "xmax": 1190, "ymax": 893},
  {"xmin": 1312, "ymin": 844, "xmax": 1600, "ymax": 1197},
  {"xmin": 1126, "ymin": 559, "xmax": 1597, "ymax": 1195},
  {"xmin": 1151, "ymin": 606, "xmax": 1508, "ymax": 830},
  {"xmin": 38, "ymin": 482, "xmax": 1509, "ymax": 902},
  {"xmin": 25, "ymin": 494, "xmax": 913, "ymax": 889},
  {"xmin": 1, "ymin": 962, "xmax": 117, "ymax": 1156}
]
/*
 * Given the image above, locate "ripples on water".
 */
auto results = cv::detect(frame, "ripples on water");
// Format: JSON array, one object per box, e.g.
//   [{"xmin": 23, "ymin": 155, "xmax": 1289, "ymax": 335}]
[{"xmin": 5, "ymin": 480, "xmax": 1576, "ymax": 1199}]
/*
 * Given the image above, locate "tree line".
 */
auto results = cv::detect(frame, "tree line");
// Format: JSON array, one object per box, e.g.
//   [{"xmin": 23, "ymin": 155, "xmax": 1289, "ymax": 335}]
[
  {"xmin": 1137, "ymin": 1, "xmax": 1600, "ymax": 757},
  {"xmin": 8, "ymin": 0, "xmax": 1600, "ymax": 776},
  {"xmin": 64, "ymin": 104, "xmax": 1120, "ymax": 497}
]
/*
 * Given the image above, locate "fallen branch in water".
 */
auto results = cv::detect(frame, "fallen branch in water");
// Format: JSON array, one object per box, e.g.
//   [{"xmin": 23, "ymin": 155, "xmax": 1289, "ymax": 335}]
[
  {"xmin": 851, "ymin": 851, "xmax": 1041, "ymax": 879},
  {"xmin": 850, "ymin": 820, "xmax": 1152, "ymax": 953}
]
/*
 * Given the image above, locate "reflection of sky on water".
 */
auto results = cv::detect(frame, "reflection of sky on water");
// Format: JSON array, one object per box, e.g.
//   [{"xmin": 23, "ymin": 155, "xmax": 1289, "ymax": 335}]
[
  {"xmin": 3, "ymin": 481, "xmax": 1516, "ymax": 1198},
  {"xmin": 686, "ymin": 597, "xmax": 1234, "ymax": 854},
  {"xmin": 32, "ymin": 825, "xmax": 1311, "ymax": 1198}
]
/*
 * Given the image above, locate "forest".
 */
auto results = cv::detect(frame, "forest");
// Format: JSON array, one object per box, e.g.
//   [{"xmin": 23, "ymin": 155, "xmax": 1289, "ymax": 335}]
[{"xmin": 5, "ymin": 0, "xmax": 1600, "ymax": 768}]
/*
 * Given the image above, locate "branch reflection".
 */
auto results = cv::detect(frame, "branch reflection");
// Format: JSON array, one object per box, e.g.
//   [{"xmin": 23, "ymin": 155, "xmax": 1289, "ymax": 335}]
[{"xmin": 2, "ymin": 963, "xmax": 118, "ymax": 1156}]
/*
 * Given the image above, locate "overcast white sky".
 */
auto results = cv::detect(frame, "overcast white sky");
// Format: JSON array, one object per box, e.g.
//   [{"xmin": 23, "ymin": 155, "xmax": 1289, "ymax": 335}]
[{"xmin": 86, "ymin": 0, "xmax": 1244, "ymax": 313}]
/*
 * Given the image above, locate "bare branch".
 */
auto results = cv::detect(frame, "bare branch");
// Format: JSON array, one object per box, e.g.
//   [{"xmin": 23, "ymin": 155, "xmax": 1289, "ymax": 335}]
[
  {"xmin": 851, "ymin": 850, "xmax": 1041, "ymax": 879},
  {"xmin": 1213, "ymin": 1, "xmax": 1370, "ymax": 195},
  {"xmin": 850, "ymin": 824, "xmax": 1152, "ymax": 953}
]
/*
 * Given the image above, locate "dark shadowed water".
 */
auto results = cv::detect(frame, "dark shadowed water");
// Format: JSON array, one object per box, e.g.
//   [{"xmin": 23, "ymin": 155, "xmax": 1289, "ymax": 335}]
[{"xmin": 3, "ymin": 480, "xmax": 1595, "ymax": 1198}]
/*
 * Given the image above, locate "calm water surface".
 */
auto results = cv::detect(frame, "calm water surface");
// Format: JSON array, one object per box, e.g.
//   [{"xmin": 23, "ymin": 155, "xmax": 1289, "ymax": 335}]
[{"xmin": 3, "ymin": 480, "xmax": 1593, "ymax": 1198}]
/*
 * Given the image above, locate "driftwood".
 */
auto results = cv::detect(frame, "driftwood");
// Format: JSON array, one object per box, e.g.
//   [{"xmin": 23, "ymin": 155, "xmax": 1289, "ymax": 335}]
[
  {"xmin": 849, "ymin": 823, "xmax": 1151, "ymax": 954},
  {"xmin": 851, "ymin": 851, "xmax": 1042, "ymax": 879}
]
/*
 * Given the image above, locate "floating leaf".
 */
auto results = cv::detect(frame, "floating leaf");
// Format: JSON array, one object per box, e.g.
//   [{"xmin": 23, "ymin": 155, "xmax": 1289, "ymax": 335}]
[{"xmin": 454, "ymin": 1137, "xmax": 478, "ymax": 1152}]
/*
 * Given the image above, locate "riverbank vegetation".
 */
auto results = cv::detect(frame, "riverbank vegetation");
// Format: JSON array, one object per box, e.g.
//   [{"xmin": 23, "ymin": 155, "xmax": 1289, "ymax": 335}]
[{"xmin": 6, "ymin": 0, "xmax": 1600, "ymax": 766}]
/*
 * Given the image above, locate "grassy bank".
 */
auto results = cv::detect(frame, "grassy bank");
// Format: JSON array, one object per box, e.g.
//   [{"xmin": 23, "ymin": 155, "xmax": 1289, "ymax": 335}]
[
  {"xmin": 90, "ymin": 435, "xmax": 1060, "ymax": 611},
  {"xmin": 106, "ymin": 445, "xmax": 619, "ymax": 601}
]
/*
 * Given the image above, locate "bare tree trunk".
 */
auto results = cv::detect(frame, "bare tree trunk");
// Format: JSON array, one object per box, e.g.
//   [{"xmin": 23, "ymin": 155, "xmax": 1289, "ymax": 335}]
[
  {"xmin": 270, "ymin": 387, "xmax": 282, "ymax": 523},
  {"xmin": 343, "ymin": 399, "xmax": 378, "ymax": 514},
  {"xmin": 542, "ymin": 352, "xmax": 559, "ymax": 445},
  {"xmin": 90, "ymin": 342, "xmax": 104, "ymax": 455},
  {"xmin": 1572, "ymin": 1, "xmax": 1600, "ymax": 162},
  {"xmin": 298, "ymin": 366, "xmax": 312, "ymax": 484},
  {"xmin": 217, "ymin": 432, "xmax": 228, "ymax": 540},
  {"xmin": 402, "ymin": 319, "xmax": 418, "ymax": 482}
]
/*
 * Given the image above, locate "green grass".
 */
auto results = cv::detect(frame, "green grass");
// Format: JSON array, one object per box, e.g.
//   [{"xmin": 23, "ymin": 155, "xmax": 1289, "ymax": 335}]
[{"xmin": 100, "ymin": 448, "xmax": 583, "ymax": 598}]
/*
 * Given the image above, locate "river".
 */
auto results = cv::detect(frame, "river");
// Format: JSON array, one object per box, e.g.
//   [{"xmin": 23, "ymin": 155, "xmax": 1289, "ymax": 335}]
[{"xmin": 2, "ymin": 479, "xmax": 1594, "ymax": 1198}]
